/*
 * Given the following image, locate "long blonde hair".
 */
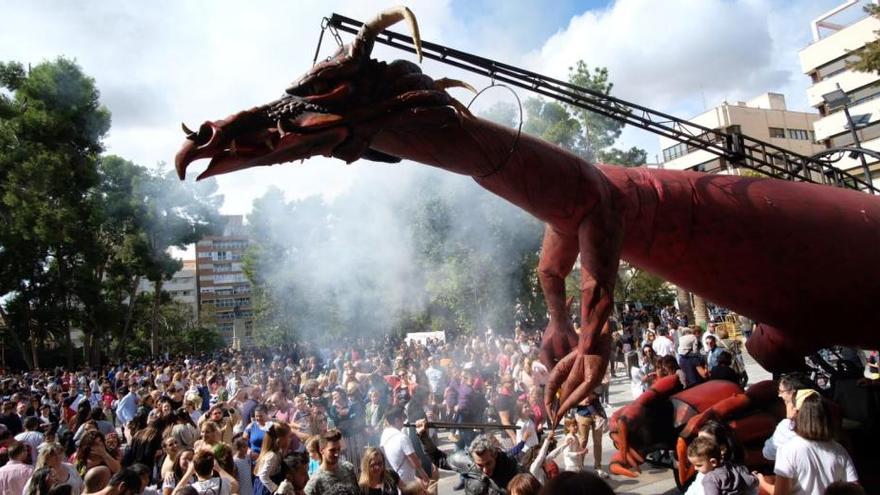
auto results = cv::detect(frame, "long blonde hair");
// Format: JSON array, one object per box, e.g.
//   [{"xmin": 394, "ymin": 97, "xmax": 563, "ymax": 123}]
[
  {"xmin": 255, "ymin": 421, "xmax": 291, "ymax": 472},
  {"xmin": 358, "ymin": 447, "xmax": 392, "ymax": 491},
  {"xmin": 35, "ymin": 442, "xmax": 64, "ymax": 469}
]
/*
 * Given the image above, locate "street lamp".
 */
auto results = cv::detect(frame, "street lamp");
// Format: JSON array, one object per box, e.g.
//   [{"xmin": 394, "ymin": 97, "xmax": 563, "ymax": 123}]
[{"xmin": 821, "ymin": 87, "xmax": 873, "ymax": 185}]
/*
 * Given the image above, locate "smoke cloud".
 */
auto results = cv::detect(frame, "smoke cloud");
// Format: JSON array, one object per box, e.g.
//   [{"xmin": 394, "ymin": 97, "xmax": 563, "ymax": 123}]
[{"xmin": 247, "ymin": 156, "xmax": 544, "ymax": 344}]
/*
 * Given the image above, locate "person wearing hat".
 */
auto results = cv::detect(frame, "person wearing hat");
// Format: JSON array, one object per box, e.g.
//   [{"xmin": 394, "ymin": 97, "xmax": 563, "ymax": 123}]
[{"xmin": 676, "ymin": 332, "xmax": 707, "ymax": 389}]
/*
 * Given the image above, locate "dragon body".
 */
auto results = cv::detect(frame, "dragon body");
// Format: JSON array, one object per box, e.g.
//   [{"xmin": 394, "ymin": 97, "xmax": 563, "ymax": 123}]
[{"xmin": 175, "ymin": 7, "xmax": 880, "ymax": 425}]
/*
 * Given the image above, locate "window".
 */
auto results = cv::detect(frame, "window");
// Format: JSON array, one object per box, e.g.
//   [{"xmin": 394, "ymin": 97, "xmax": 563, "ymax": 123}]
[
  {"xmin": 769, "ymin": 127, "xmax": 785, "ymax": 138},
  {"xmin": 199, "ymin": 275, "xmax": 213, "ymax": 282},
  {"xmin": 214, "ymin": 263, "xmax": 234, "ymax": 272},
  {"xmin": 198, "ymin": 251, "xmax": 212, "ymax": 258},
  {"xmin": 662, "ymin": 143, "xmax": 688, "ymax": 161},
  {"xmin": 787, "ymin": 129, "xmax": 809, "ymax": 140}
]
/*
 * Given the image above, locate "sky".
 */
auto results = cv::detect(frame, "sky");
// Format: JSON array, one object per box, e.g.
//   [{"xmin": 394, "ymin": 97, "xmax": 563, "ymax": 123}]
[{"xmin": 2, "ymin": 0, "xmax": 851, "ymax": 214}]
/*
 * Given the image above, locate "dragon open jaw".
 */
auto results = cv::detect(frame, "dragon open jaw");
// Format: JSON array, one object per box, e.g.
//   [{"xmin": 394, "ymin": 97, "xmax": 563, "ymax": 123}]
[
  {"xmin": 175, "ymin": 103, "xmax": 350, "ymax": 181},
  {"xmin": 175, "ymin": 6, "xmax": 446, "ymax": 181}
]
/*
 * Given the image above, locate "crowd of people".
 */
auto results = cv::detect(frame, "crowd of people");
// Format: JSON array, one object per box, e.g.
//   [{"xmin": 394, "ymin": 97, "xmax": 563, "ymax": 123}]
[{"xmin": 0, "ymin": 305, "xmax": 868, "ymax": 495}]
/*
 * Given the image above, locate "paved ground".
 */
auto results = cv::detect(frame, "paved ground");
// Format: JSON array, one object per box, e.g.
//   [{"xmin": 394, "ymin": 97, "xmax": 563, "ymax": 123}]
[{"xmin": 433, "ymin": 349, "xmax": 772, "ymax": 494}]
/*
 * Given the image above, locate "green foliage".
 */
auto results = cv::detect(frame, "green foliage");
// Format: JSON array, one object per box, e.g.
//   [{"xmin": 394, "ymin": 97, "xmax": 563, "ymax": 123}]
[
  {"xmin": 615, "ymin": 263, "xmax": 675, "ymax": 308},
  {"xmin": 125, "ymin": 295, "xmax": 222, "ymax": 359},
  {"xmin": 523, "ymin": 98, "xmax": 583, "ymax": 152},
  {"xmin": 567, "ymin": 62, "xmax": 627, "ymax": 160},
  {"xmin": 597, "ymin": 146, "xmax": 648, "ymax": 167},
  {"xmin": 0, "ymin": 58, "xmax": 111, "ymax": 368},
  {"xmin": 480, "ymin": 102, "xmax": 519, "ymax": 128},
  {"xmin": 244, "ymin": 174, "xmax": 545, "ymax": 342},
  {"xmin": 0, "ymin": 58, "xmax": 222, "ymax": 368},
  {"xmin": 851, "ymin": 4, "xmax": 880, "ymax": 74}
]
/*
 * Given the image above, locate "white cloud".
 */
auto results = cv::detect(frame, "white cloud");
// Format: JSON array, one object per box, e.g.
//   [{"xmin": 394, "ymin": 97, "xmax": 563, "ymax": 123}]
[
  {"xmin": 522, "ymin": 0, "xmax": 842, "ymax": 157},
  {"xmin": 2, "ymin": 0, "xmax": 847, "ymax": 205}
]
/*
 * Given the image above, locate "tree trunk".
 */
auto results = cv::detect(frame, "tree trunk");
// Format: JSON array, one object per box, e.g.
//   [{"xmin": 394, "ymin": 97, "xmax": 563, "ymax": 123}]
[
  {"xmin": 114, "ymin": 275, "xmax": 141, "ymax": 362},
  {"xmin": 692, "ymin": 294, "xmax": 709, "ymax": 327},
  {"xmin": 675, "ymin": 287, "xmax": 695, "ymax": 325},
  {"xmin": 0, "ymin": 304, "xmax": 33, "ymax": 370},
  {"xmin": 150, "ymin": 279, "xmax": 163, "ymax": 356},
  {"xmin": 64, "ymin": 321, "xmax": 74, "ymax": 368},
  {"xmin": 29, "ymin": 325, "xmax": 39, "ymax": 370}
]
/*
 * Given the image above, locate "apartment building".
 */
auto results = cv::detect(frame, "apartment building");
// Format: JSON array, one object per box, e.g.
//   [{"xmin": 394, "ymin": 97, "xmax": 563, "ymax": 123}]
[
  {"xmin": 136, "ymin": 260, "xmax": 199, "ymax": 319},
  {"xmin": 659, "ymin": 93, "xmax": 825, "ymax": 171},
  {"xmin": 195, "ymin": 215, "xmax": 254, "ymax": 345},
  {"xmin": 799, "ymin": 0, "xmax": 880, "ymax": 183}
]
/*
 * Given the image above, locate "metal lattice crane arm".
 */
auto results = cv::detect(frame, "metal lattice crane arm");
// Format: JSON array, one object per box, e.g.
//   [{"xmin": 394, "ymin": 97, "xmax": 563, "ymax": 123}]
[{"xmin": 326, "ymin": 13, "xmax": 878, "ymax": 195}]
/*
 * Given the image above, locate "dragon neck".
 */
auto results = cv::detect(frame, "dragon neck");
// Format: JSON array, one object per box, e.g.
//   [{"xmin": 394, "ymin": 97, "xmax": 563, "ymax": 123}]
[{"xmin": 371, "ymin": 113, "xmax": 604, "ymax": 232}]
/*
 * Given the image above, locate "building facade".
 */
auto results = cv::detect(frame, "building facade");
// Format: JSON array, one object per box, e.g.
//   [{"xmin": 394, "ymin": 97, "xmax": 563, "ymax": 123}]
[
  {"xmin": 195, "ymin": 215, "xmax": 254, "ymax": 346},
  {"xmin": 659, "ymin": 93, "xmax": 825, "ymax": 171},
  {"xmin": 799, "ymin": 0, "xmax": 880, "ymax": 183},
  {"xmin": 136, "ymin": 260, "xmax": 199, "ymax": 319}
]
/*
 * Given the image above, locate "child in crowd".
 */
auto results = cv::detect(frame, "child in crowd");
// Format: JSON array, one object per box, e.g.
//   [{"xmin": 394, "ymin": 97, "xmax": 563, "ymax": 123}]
[
  {"xmin": 687, "ymin": 436, "xmax": 757, "ymax": 495},
  {"xmin": 275, "ymin": 453, "xmax": 309, "ymax": 495},
  {"xmin": 232, "ymin": 435, "xmax": 253, "ymax": 495},
  {"xmin": 305, "ymin": 435, "xmax": 322, "ymax": 477},
  {"xmin": 561, "ymin": 417, "xmax": 587, "ymax": 472},
  {"xmin": 514, "ymin": 403, "xmax": 539, "ymax": 466}
]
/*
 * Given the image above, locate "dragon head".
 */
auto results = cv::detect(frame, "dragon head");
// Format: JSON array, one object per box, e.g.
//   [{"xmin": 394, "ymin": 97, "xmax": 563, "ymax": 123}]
[{"xmin": 176, "ymin": 7, "xmax": 469, "ymax": 181}]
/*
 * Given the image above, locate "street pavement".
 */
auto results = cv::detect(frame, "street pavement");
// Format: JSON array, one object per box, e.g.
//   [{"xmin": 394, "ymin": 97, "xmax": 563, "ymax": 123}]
[{"xmin": 433, "ymin": 349, "xmax": 772, "ymax": 494}]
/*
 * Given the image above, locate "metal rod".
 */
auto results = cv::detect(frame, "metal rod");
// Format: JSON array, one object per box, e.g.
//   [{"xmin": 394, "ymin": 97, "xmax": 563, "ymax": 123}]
[
  {"xmin": 403, "ymin": 421, "xmax": 520, "ymax": 430},
  {"xmin": 326, "ymin": 12, "xmax": 879, "ymax": 195},
  {"xmin": 844, "ymin": 105, "xmax": 873, "ymax": 186}
]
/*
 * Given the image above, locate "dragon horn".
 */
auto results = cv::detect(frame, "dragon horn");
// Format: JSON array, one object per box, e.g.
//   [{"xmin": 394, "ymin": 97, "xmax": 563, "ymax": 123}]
[
  {"xmin": 354, "ymin": 6, "xmax": 423, "ymax": 63},
  {"xmin": 181, "ymin": 122, "xmax": 197, "ymax": 140},
  {"xmin": 435, "ymin": 78, "xmax": 477, "ymax": 93}
]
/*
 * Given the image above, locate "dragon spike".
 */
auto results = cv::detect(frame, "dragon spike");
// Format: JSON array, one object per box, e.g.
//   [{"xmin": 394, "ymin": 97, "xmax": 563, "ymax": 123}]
[
  {"xmin": 355, "ymin": 6, "xmax": 423, "ymax": 63},
  {"xmin": 181, "ymin": 122, "xmax": 197, "ymax": 140},
  {"xmin": 435, "ymin": 78, "xmax": 477, "ymax": 93}
]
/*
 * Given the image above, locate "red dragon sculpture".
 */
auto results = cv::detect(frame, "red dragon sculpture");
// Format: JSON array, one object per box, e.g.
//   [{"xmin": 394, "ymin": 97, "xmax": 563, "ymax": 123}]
[{"xmin": 175, "ymin": 6, "xmax": 880, "ymax": 479}]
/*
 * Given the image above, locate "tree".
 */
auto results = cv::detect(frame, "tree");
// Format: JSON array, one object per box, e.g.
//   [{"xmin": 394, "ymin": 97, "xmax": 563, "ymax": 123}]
[
  {"xmin": 615, "ymin": 263, "xmax": 675, "ymax": 309},
  {"xmin": 598, "ymin": 146, "xmax": 648, "ymax": 167},
  {"xmin": 0, "ymin": 58, "xmax": 110, "ymax": 368},
  {"xmin": 851, "ymin": 4, "xmax": 880, "ymax": 73},
  {"xmin": 567, "ymin": 62, "xmax": 626, "ymax": 161},
  {"xmin": 137, "ymin": 166, "xmax": 222, "ymax": 356},
  {"xmin": 522, "ymin": 98, "xmax": 584, "ymax": 152}
]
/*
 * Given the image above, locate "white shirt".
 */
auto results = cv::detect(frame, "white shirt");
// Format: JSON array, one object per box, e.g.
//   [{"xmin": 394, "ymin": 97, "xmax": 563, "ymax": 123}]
[
  {"xmin": 424, "ymin": 366, "xmax": 445, "ymax": 394},
  {"xmin": 652, "ymin": 336, "xmax": 676, "ymax": 357},
  {"xmin": 531, "ymin": 361, "xmax": 549, "ymax": 388},
  {"xmin": 380, "ymin": 426, "xmax": 416, "ymax": 483},
  {"xmin": 774, "ymin": 435, "xmax": 858, "ymax": 495},
  {"xmin": 14, "ymin": 430, "xmax": 43, "ymax": 464},
  {"xmin": 684, "ymin": 472, "xmax": 705, "ymax": 495},
  {"xmin": 192, "ymin": 477, "xmax": 232, "ymax": 495},
  {"xmin": 561, "ymin": 433, "xmax": 584, "ymax": 472},
  {"xmin": 762, "ymin": 418, "xmax": 797, "ymax": 461},
  {"xmin": 23, "ymin": 463, "xmax": 83, "ymax": 495},
  {"xmin": 516, "ymin": 419, "xmax": 539, "ymax": 453}
]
